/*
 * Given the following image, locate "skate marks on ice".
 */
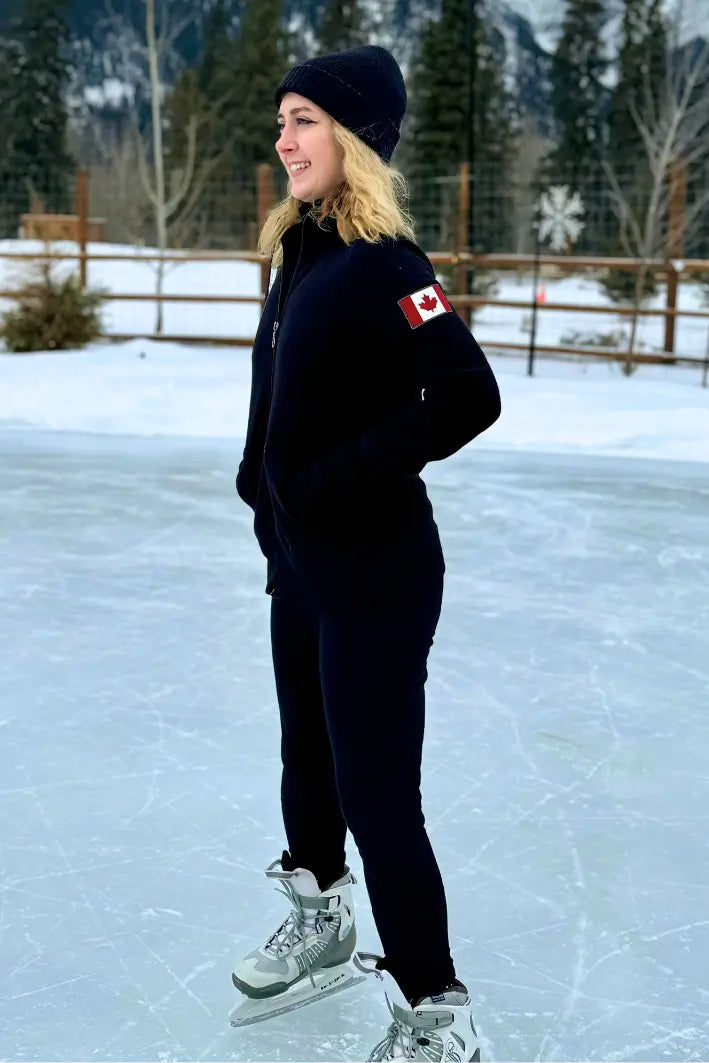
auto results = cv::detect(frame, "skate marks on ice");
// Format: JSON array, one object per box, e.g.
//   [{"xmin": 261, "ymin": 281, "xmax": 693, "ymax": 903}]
[
  {"xmin": 0, "ymin": 432, "xmax": 374, "ymax": 1063},
  {"xmin": 1, "ymin": 433, "xmax": 709, "ymax": 1060},
  {"xmin": 426, "ymin": 451, "xmax": 709, "ymax": 1061}
]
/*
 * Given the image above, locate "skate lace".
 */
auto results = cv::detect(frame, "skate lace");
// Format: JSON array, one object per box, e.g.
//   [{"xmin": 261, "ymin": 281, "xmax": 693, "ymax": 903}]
[
  {"xmin": 368, "ymin": 999, "xmax": 420, "ymax": 1061},
  {"xmin": 265, "ymin": 879, "xmax": 327, "ymax": 988}
]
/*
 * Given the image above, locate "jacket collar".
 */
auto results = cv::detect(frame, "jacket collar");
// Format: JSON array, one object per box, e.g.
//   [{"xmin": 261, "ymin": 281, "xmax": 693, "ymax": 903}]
[
  {"xmin": 283, "ymin": 201, "xmax": 428, "ymax": 268},
  {"xmin": 281, "ymin": 201, "xmax": 341, "ymax": 258},
  {"xmin": 298, "ymin": 197, "xmax": 325, "ymax": 217},
  {"xmin": 298, "ymin": 200, "xmax": 338, "ymax": 234}
]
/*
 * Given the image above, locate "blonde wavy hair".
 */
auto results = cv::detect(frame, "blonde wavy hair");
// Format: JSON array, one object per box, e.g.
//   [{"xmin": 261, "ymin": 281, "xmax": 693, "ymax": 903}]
[{"xmin": 258, "ymin": 120, "xmax": 416, "ymax": 267}]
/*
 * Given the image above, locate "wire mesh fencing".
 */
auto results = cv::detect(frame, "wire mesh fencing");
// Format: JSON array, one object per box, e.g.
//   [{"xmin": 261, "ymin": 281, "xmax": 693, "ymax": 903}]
[
  {"xmin": 1, "ymin": 155, "xmax": 705, "ymax": 259},
  {"xmin": 1, "ymin": 155, "xmax": 708, "ymax": 363}
]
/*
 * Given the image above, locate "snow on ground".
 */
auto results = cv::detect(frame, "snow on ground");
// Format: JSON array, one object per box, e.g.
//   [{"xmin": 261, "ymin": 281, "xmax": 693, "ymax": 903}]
[
  {"xmin": 1, "ymin": 236, "xmax": 707, "ymax": 463},
  {"xmin": 1, "ymin": 340, "xmax": 708, "ymax": 464}
]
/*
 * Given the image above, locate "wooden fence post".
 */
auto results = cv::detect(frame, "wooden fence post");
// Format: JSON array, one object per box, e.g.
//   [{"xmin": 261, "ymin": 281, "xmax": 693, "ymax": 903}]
[
  {"xmin": 664, "ymin": 263, "xmax": 679, "ymax": 355},
  {"xmin": 257, "ymin": 163, "xmax": 276, "ymax": 306},
  {"xmin": 75, "ymin": 169, "xmax": 89, "ymax": 289},
  {"xmin": 664, "ymin": 160, "xmax": 687, "ymax": 357}
]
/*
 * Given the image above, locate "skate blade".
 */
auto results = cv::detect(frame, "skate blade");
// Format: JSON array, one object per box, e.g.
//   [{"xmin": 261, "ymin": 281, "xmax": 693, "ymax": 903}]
[{"xmin": 229, "ymin": 963, "xmax": 365, "ymax": 1028}]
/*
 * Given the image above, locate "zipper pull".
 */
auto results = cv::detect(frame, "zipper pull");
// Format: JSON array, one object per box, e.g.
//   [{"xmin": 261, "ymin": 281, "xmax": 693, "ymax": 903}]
[{"xmin": 272, "ymin": 320, "xmax": 279, "ymax": 349}]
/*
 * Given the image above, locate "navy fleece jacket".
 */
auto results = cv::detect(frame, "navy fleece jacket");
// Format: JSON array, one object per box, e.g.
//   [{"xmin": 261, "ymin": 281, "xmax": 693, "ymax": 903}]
[{"xmin": 236, "ymin": 204, "xmax": 501, "ymax": 571}]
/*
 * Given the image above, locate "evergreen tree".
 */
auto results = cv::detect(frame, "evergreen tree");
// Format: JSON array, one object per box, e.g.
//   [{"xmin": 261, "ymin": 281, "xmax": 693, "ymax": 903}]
[
  {"xmin": 404, "ymin": 0, "xmax": 516, "ymax": 253},
  {"xmin": 317, "ymin": 0, "xmax": 369, "ymax": 54},
  {"xmin": 163, "ymin": 1, "xmax": 234, "ymax": 246},
  {"xmin": 162, "ymin": 66, "xmax": 208, "ymax": 246},
  {"xmin": 540, "ymin": 0, "xmax": 606, "ymax": 253},
  {"xmin": 163, "ymin": 0, "xmax": 289, "ymax": 248},
  {"xmin": 197, "ymin": 0, "xmax": 235, "ymax": 99},
  {"xmin": 608, "ymin": 0, "xmax": 666, "ymax": 172},
  {"xmin": 545, "ymin": 0, "xmax": 606, "ymax": 187},
  {"xmin": 474, "ymin": 22, "xmax": 518, "ymax": 249},
  {"xmin": 0, "ymin": 0, "xmax": 74, "ymax": 237},
  {"xmin": 216, "ymin": 0, "xmax": 291, "ymax": 246},
  {"xmin": 226, "ymin": 0, "xmax": 291, "ymax": 165},
  {"xmin": 684, "ymin": 39, "xmax": 709, "ymax": 258},
  {"xmin": 602, "ymin": 0, "xmax": 668, "ymax": 299}
]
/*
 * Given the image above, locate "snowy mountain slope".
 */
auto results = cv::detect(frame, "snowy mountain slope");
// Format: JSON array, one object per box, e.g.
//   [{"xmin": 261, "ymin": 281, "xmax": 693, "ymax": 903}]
[
  {"xmin": 62, "ymin": 0, "xmax": 709, "ymax": 138},
  {"xmin": 501, "ymin": 0, "xmax": 709, "ymax": 50},
  {"xmin": 486, "ymin": 0, "xmax": 708, "ymax": 117}
]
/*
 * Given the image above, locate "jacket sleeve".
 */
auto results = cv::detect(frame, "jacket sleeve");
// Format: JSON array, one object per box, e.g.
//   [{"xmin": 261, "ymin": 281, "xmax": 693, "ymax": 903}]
[
  {"xmin": 289, "ymin": 246, "xmax": 501, "ymax": 514},
  {"xmin": 235, "ymin": 455, "xmax": 256, "ymax": 509},
  {"xmin": 235, "ymin": 267, "xmax": 280, "ymax": 509}
]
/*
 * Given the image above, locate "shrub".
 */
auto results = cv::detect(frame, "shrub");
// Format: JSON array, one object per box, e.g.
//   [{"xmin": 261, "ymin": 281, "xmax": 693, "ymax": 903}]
[
  {"xmin": 599, "ymin": 267, "xmax": 657, "ymax": 305},
  {"xmin": 0, "ymin": 260, "xmax": 105, "ymax": 353},
  {"xmin": 559, "ymin": 328, "xmax": 626, "ymax": 349}
]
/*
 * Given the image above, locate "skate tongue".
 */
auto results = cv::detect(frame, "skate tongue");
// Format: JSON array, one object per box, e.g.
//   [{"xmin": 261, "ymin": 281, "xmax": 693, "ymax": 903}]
[
  {"xmin": 353, "ymin": 953, "xmax": 411, "ymax": 1011},
  {"xmin": 289, "ymin": 867, "xmax": 321, "ymax": 898},
  {"xmin": 265, "ymin": 860, "xmax": 322, "ymax": 898},
  {"xmin": 380, "ymin": 970, "xmax": 411, "ymax": 1012}
]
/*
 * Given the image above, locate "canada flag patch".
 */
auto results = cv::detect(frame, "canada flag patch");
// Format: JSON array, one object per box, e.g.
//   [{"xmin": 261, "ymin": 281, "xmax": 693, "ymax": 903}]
[{"xmin": 398, "ymin": 283, "xmax": 452, "ymax": 328}]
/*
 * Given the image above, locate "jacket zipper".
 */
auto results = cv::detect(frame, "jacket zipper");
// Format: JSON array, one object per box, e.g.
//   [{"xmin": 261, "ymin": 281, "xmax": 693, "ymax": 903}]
[
  {"xmin": 269, "ymin": 221, "xmax": 305, "ymax": 401},
  {"xmin": 253, "ymin": 220, "xmax": 308, "ymax": 582}
]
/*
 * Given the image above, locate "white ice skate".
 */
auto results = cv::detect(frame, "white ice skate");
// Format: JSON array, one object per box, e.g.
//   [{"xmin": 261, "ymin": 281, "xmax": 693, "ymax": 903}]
[
  {"xmin": 355, "ymin": 952, "xmax": 481, "ymax": 1061},
  {"xmin": 229, "ymin": 857, "xmax": 364, "ymax": 1027}
]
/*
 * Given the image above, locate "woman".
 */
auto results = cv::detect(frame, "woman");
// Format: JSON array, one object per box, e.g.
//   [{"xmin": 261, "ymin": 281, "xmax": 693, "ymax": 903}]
[{"xmin": 233, "ymin": 44, "xmax": 500, "ymax": 1061}]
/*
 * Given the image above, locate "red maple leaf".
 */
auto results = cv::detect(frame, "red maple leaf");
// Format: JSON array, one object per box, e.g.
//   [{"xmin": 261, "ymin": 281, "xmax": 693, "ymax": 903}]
[{"xmin": 419, "ymin": 293, "xmax": 438, "ymax": 313}]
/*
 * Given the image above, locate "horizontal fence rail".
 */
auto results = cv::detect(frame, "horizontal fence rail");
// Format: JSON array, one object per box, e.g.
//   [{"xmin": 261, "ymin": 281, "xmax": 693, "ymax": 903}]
[{"xmin": 0, "ymin": 245, "xmax": 708, "ymax": 366}]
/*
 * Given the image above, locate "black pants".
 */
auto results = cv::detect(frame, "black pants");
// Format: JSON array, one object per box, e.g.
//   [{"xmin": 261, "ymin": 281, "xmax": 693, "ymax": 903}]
[{"xmin": 268, "ymin": 531, "xmax": 456, "ymax": 1005}]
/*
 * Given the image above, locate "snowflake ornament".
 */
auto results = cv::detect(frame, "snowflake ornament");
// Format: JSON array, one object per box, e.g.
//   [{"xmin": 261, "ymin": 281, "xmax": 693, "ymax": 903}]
[{"xmin": 537, "ymin": 186, "xmax": 585, "ymax": 252}]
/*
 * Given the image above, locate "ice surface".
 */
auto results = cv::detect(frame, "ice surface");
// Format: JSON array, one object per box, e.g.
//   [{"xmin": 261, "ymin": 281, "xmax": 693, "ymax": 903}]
[{"xmin": 1, "ymin": 430, "xmax": 708, "ymax": 1061}]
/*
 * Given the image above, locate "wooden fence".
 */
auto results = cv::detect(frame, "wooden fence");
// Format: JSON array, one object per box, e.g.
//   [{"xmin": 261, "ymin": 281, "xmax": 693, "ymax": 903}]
[
  {"xmin": 435, "ymin": 252, "xmax": 709, "ymax": 366},
  {"xmin": 1, "ymin": 244, "xmax": 708, "ymax": 365},
  {"xmin": 1, "ymin": 163, "xmax": 707, "ymax": 365}
]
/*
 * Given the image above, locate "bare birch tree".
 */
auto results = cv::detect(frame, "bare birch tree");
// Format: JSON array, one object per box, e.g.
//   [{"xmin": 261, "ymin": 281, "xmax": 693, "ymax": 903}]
[
  {"xmin": 603, "ymin": 7, "xmax": 709, "ymax": 369},
  {"xmin": 105, "ymin": 0, "xmax": 233, "ymax": 334},
  {"xmin": 141, "ymin": 0, "xmax": 201, "ymax": 334},
  {"xmin": 87, "ymin": 129, "xmax": 152, "ymax": 244}
]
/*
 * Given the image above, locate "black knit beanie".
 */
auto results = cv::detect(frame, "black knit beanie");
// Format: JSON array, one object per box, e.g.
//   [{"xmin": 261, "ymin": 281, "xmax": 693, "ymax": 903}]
[{"xmin": 275, "ymin": 45, "xmax": 406, "ymax": 164}]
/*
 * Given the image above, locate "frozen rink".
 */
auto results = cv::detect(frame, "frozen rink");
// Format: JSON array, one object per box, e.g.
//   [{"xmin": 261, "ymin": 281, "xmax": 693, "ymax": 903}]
[{"xmin": 1, "ymin": 428, "xmax": 708, "ymax": 1062}]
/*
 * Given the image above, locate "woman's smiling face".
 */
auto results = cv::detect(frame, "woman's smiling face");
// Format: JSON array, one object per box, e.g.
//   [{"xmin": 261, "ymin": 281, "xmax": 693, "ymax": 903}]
[{"xmin": 276, "ymin": 92, "xmax": 345, "ymax": 201}]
